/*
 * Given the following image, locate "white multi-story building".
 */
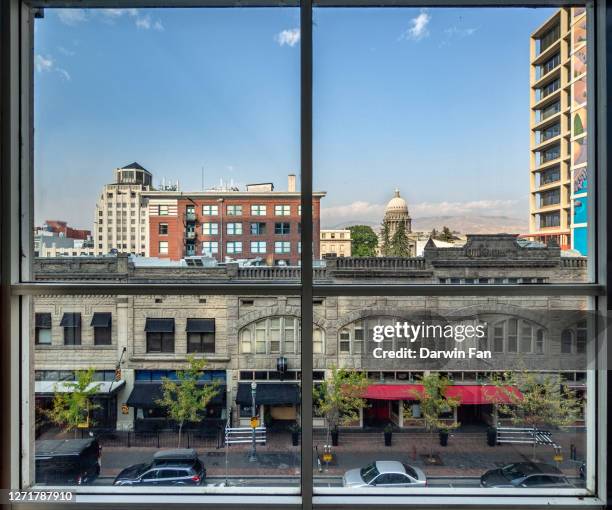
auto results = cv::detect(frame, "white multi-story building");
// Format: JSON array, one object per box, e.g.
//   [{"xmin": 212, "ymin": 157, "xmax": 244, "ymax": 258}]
[{"xmin": 93, "ymin": 163, "xmax": 153, "ymax": 256}]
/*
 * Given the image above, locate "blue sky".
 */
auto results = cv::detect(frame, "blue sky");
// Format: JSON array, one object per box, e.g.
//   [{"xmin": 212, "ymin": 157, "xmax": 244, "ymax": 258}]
[{"xmin": 34, "ymin": 7, "xmax": 555, "ymax": 229}]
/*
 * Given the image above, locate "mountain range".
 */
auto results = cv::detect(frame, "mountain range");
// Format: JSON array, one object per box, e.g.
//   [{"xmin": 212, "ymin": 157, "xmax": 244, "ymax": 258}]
[{"xmin": 324, "ymin": 215, "xmax": 529, "ymax": 235}]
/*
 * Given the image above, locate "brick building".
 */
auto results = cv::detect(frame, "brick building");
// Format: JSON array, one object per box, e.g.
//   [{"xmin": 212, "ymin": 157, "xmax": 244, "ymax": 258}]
[{"xmin": 146, "ymin": 175, "xmax": 326, "ymax": 265}]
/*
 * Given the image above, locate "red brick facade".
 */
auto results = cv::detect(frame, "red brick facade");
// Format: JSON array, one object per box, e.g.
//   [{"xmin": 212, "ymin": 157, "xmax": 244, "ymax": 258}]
[
  {"xmin": 149, "ymin": 214, "xmax": 183, "ymax": 260},
  {"xmin": 147, "ymin": 193, "xmax": 323, "ymax": 264}
]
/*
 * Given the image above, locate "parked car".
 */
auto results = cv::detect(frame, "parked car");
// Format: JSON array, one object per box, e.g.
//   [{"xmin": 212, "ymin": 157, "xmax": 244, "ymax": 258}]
[
  {"xmin": 35, "ymin": 438, "xmax": 101, "ymax": 485},
  {"xmin": 113, "ymin": 448, "xmax": 206, "ymax": 486},
  {"xmin": 480, "ymin": 462, "xmax": 573, "ymax": 488},
  {"xmin": 342, "ymin": 461, "xmax": 427, "ymax": 488}
]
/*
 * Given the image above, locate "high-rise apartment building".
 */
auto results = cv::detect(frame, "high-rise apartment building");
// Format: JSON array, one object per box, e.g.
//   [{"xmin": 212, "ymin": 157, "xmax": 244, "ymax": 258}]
[
  {"xmin": 94, "ymin": 163, "xmax": 153, "ymax": 256},
  {"xmin": 529, "ymin": 7, "xmax": 588, "ymax": 254}
]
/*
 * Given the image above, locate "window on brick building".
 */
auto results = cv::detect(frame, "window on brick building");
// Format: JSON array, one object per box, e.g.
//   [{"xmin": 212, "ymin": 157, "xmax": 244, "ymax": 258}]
[
  {"xmin": 227, "ymin": 241, "xmax": 242, "ymax": 254},
  {"xmin": 186, "ymin": 319, "xmax": 216, "ymax": 353},
  {"xmin": 145, "ymin": 318, "xmax": 175, "ymax": 353},
  {"xmin": 35, "ymin": 313, "xmax": 52, "ymax": 345},
  {"xmin": 227, "ymin": 222, "xmax": 243, "ymax": 235},
  {"xmin": 60, "ymin": 313, "xmax": 81, "ymax": 345},
  {"xmin": 275, "ymin": 204, "xmax": 291, "ymax": 216},
  {"xmin": 202, "ymin": 241, "xmax": 219, "ymax": 255},
  {"xmin": 250, "ymin": 222, "xmax": 266, "ymax": 235},
  {"xmin": 202, "ymin": 205, "xmax": 219, "ymax": 215},
  {"xmin": 275, "ymin": 222, "xmax": 290, "ymax": 234},
  {"xmin": 91, "ymin": 312, "xmax": 112, "ymax": 346},
  {"xmin": 251, "ymin": 205, "xmax": 266, "ymax": 216},
  {"xmin": 203, "ymin": 222, "xmax": 218, "ymax": 235}
]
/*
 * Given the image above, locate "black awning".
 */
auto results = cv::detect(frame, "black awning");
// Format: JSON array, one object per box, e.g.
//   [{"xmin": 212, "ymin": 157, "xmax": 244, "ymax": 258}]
[
  {"xmin": 144, "ymin": 318, "xmax": 175, "ymax": 333},
  {"xmin": 126, "ymin": 382, "xmax": 226, "ymax": 408},
  {"xmin": 186, "ymin": 319, "xmax": 215, "ymax": 333},
  {"xmin": 35, "ymin": 313, "xmax": 52, "ymax": 328},
  {"xmin": 59, "ymin": 313, "xmax": 81, "ymax": 327},
  {"xmin": 91, "ymin": 312, "xmax": 112, "ymax": 328},
  {"xmin": 236, "ymin": 383, "xmax": 300, "ymax": 406}
]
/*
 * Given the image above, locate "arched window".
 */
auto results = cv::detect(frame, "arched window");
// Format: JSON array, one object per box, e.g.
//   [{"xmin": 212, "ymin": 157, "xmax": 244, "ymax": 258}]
[
  {"xmin": 561, "ymin": 320, "xmax": 587, "ymax": 354},
  {"xmin": 561, "ymin": 329, "xmax": 573, "ymax": 354},
  {"xmin": 488, "ymin": 317, "xmax": 546, "ymax": 354},
  {"xmin": 339, "ymin": 316, "xmax": 401, "ymax": 355},
  {"xmin": 239, "ymin": 316, "xmax": 324, "ymax": 355}
]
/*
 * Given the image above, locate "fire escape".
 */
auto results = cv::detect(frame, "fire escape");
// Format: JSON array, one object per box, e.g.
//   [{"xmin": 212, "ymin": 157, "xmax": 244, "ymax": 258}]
[{"xmin": 184, "ymin": 204, "xmax": 198, "ymax": 257}]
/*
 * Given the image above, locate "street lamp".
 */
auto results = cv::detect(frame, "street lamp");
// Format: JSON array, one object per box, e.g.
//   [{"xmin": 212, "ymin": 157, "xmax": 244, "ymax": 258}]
[{"xmin": 249, "ymin": 381, "xmax": 257, "ymax": 462}]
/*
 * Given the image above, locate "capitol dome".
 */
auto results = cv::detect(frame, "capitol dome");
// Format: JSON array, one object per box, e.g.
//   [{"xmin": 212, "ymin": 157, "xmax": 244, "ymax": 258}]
[{"xmin": 385, "ymin": 189, "xmax": 409, "ymax": 215}]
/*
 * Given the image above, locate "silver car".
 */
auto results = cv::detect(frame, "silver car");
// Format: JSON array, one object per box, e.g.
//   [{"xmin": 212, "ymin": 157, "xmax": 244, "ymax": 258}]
[{"xmin": 342, "ymin": 461, "xmax": 427, "ymax": 488}]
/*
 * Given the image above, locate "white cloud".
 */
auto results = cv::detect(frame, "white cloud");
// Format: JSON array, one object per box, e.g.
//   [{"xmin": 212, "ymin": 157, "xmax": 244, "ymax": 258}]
[
  {"xmin": 136, "ymin": 14, "xmax": 164, "ymax": 31},
  {"xmin": 35, "ymin": 54, "xmax": 53, "ymax": 73},
  {"xmin": 101, "ymin": 8, "xmax": 139, "ymax": 19},
  {"xmin": 400, "ymin": 10, "xmax": 431, "ymax": 41},
  {"xmin": 58, "ymin": 46, "xmax": 76, "ymax": 57},
  {"xmin": 35, "ymin": 54, "xmax": 71, "ymax": 81},
  {"xmin": 444, "ymin": 25, "xmax": 478, "ymax": 38},
  {"xmin": 57, "ymin": 9, "xmax": 88, "ymax": 26},
  {"xmin": 56, "ymin": 68, "xmax": 71, "ymax": 81},
  {"xmin": 320, "ymin": 199, "xmax": 522, "ymax": 226},
  {"xmin": 275, "ymin": 28, "xmax": 300, "ymax": 47}
]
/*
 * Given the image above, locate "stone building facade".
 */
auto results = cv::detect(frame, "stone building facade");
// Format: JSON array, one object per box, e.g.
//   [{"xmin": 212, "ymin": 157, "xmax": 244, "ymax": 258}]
[{"xmin": 32, "ymin": 234, "xmax": 589, "ymax": 432}]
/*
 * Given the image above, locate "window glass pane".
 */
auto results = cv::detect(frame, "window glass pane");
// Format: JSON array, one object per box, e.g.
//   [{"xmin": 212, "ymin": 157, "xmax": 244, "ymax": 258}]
[
  {"xmin": 32, "ymin": 5, "xmax": 301, "ymax": 493},
  {"xmin": 312, "ymin": 295, "xmax": 593, "ymax": 494},
  {"xmin": 314, "ymin": 6, "xmax": 590, "ymax": 281},
  {"xmin": 34, "ymin": 6, "xmax": 301, "ymax": 270},
  {"xmin": 32, "ymin": 294, "xmax": 301, "ymax": 489}
]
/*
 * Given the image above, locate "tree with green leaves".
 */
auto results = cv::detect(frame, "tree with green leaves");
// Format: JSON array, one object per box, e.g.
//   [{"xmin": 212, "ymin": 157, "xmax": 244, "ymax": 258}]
[
  {"xmin": 491, "ymin": 370, "xmax": 582, "ymax": 460},
  {"xmin": 156, "ymin": 355, "xmax": 220, "ymax": 448},
  {"xmin": 313, "ymin": 366, "xmax": 370, "ymax": 445},
  {"xmin": 348, "ymin": 225, "xmax": 378, "ymax": 257},
  {"xmin": 379, "ymin": 221, "xmax": 391, "ymax": 256},
  {"xmin": 439, "ymin": 226, "xmax": 454, "ymax": 242},
  {"xmin": 45, "ymin": 367, "xmax": 102, "ymax": 438},
  {"xmin": 405, "ymin": 373, "xmax": 460, "ymax": 460},
  {"xmin": 388, "ymin": 222, "xmax": 412, "ymax": 257}
]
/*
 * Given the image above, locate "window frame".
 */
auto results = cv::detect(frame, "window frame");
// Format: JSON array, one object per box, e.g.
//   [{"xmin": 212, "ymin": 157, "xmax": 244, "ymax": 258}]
[{"xmin": 1, "ymin": 1, "xmax": 608, "ymax": 510}]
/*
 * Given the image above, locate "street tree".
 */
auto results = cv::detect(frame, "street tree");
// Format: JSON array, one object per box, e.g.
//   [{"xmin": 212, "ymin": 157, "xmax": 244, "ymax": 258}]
[
  {"xmin": 348, "ymin": 225, "xmax": 378, "ymax": 257},
  {"xmin": 45, "ymin": 367, "xmax": 102, "ymax": 438},
  {"xmin": 156, "ymin": 355, "xmax": 220, "ymax": 448},
  {"xmin": 491, "ymin": 370, "xmax": 582, "ymax": 460},
  {"xmin": 405, "ymin": 373, "xmax": 460, "ymax": 460},
  {"xmin": 313, "ymin": 365, "xmax": 370, "ymax": 445}
]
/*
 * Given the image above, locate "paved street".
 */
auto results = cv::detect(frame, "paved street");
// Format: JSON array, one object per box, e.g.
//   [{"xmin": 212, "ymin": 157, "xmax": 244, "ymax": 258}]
[{"xmin": 92, "ymin": 429, "xmax": 586, "ymax": 486}]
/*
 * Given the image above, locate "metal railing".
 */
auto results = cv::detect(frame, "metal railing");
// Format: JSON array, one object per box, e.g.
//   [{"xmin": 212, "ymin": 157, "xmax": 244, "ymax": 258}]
[
  {"xmin": 496, "ymin": 426, "xmax": 561, "ymax": 449},
  {"xmin": 225, "ymin": 426, "xmax": 267, "ymax": 446}
]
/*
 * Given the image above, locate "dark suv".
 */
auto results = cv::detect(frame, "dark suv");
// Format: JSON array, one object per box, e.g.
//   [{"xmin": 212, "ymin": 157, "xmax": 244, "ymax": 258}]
[
  {"xmin": 480, "ymin": 462, "xmax": 573, "ymax": 488},
  {"xmin": 113, "ymin": 449, "xmax": 206, "ymax": 486},
  {"xmin": 36, "ymin": 438, "xmax": 101, "ymax": 485}
]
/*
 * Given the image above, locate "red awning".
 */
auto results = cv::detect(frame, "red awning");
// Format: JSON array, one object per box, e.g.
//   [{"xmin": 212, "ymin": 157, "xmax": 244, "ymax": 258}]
[
  {"xmin": 363, "ymin": 384, "xmax": 424, "ymax": 400},
  {"xmin": 445, "ymin": 385, "xmax": 522, "ymax": 404},
  {"xmin": 363, "ymin": 384, "xmax": 521, "ymax": 403}
]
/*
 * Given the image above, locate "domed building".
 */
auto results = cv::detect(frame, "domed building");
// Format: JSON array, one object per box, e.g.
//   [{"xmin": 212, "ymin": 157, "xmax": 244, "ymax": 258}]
[
  {"xmin": 379, "ymin": 189, "xmax": 416, "ymax": 256},
  {"xmin": 384, "ymin": 189, "xmax": 412, "ymax": 234}
]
